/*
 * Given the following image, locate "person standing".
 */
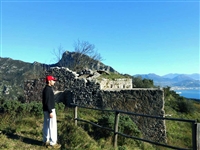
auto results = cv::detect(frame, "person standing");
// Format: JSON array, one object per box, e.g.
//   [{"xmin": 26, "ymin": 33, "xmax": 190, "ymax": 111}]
[{"xmin": 42, "ymin": 75, "xmax": 61, "ymax": 149}]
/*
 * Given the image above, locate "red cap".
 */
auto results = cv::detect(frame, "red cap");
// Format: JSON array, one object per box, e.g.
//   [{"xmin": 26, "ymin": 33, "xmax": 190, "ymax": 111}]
[{"xmin": 46, "ymin": 75, "xmax": 57, "ymax": 81}]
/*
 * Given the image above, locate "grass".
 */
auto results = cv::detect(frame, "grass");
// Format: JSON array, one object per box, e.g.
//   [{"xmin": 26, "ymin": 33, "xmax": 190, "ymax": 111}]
[
  {"xmin": 0, "ymin": 107, "xmax": 146, "ymax": 150},
  {"xmin": 97, "ymin": 72, "xmax": 131, "ymax": 80},
  {"xmin": 0, "ymin": 114, "xmax": 47, "ymax": 150},
  {"xmin": 164, "ymin": 97, "xmax": 200, "ymax": 149}
]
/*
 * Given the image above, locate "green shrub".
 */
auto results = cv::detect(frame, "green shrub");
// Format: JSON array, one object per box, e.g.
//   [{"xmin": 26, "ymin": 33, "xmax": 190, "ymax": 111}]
[
  {"xmin": 55, "ymin": 102, "xmax": 65, "ymax": 113},
  {"xmin": 118, "ymin": 146, "xmax": 128, "ymax": 150},
  {"xmin": 117, "ymin": 115, "xmax": 141, "ymax": 146},
  {"xmin": 59, "ymin": 121, "xmax": 100, "ymax": 150},
  {"xmin": 176, "ymin": 97, "xmax": 195, "ymax": 114},
  {"xmin": 29, "ymin": 101, "xmax": 43, "ymax": 116},
  {"xmin": 0, "ymin": 99, "xmax": 65, "ymax": 117},
  {"xmin": 132, "ymin": 76, "xmax": 155, "ymax": 88},
  {"xmin": 17, "ymin": 103, "xmax": 28, "ymax": 115},
  {"xmin": 1, "ymin": 100, "xmax": 21, "ymax": 114},
  {"xmin": 0, "ymin": 99, "xmax": 43, "ymax": 116},
  {"xmin": 91, "ymin": 112, "xmax": 142, "ymax": 147},
  {"xmin": 92, "ymin": 112, "xmax": 115, "ymax": 139}
]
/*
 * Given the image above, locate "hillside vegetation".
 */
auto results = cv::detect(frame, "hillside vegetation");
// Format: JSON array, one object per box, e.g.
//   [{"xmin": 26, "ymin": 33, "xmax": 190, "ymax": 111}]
[
  {"xmin": 0, "ymin": 58, "xmax": 44, "ymax": 100},
  {"xmin": 0, "ymin": 87, "xmax": 199, "ymax": 150}
]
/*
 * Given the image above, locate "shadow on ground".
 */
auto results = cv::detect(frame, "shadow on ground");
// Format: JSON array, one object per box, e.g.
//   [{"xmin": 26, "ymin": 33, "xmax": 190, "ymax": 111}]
[{"xmin": 2, "ymin": 130, "xmax": 42, "ymax": 146}]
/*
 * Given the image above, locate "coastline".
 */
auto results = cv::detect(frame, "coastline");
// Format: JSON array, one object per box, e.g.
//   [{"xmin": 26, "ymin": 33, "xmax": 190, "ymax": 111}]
[
  {"xmin": 172, "ymin": 88, "xmax": 200, "ymax": 100},
  {"xmin": 186, "ymin": 98, "xmax": 200, "ymax": 102},
  {"xmin": 171, "ymin": 87, "xmax": 200, "ymax": 90}
]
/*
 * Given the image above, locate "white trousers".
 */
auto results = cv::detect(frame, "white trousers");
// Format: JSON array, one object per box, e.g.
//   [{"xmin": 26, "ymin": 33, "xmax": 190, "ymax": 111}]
[{"xmin": 43, "ymin": 109, "xmax": 58, "ymax": 145}]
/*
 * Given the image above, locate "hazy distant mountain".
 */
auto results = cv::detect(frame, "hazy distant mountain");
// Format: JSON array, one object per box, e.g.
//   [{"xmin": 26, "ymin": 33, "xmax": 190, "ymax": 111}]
[
  {"xmin": 171, "ymin": 74, "xmax": 194, "ymax": 82},
  {"xmin": 188, "ymin": 73, "xmax": 200, "ymax": 80},
  {"xmin": 134, "ymin": 73, "xmax": 171, "ymax": 82},
  {"xmin": 163, "ymin": 73, "xmax": 200, "ymax": 80},
  {"xmin": 133, "ymin": 73, "xmax": 200, "ymax": 88},
  {"xmin": 162, "ymin": 73, "xmax": 181, "ymax": 79}
]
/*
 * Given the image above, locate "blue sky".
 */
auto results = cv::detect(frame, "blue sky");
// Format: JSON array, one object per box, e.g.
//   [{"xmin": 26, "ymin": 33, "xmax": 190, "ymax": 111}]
[{"xmin": 0, "ymin": 0, "xmax": 199, "ymax": 76}]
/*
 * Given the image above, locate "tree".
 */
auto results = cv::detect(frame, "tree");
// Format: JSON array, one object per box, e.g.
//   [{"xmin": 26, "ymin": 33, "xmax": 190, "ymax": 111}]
[
  {"xmin": 52, "ymin": 44, "xmax": 65, "ymax": 67},
  {"xmin": 74, "ymin": 39, "xmax": 102, "ymax": 61},
  {"xmin": 52, "ymin": 40, "xmax": 103, "ymax": 71},
  {"xmin": 69, "ymin": 39, "xmax": 103, "ymax": 71},
  {"xmin": 132, "ymin": 76, "xmax": 155, "ymax": 88}
]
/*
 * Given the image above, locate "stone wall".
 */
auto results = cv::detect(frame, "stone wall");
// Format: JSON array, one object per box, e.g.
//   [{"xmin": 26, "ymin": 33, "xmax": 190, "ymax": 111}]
[
  {"xmin": 97, "ymin": 78, "xmax": 132, "ymax": 90},
  {"xmin": 102, "ymin": 89, "xmax": 165, "ymax": 143},
  {"xmin": 24, "ymin": 67, "xmax": 166, "ymax": 143}
]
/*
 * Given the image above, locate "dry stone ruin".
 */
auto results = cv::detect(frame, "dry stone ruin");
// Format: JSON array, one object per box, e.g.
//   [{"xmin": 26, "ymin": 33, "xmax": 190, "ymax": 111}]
[{"xmin": 24, "ymin": 67, "xmax": 166, "ymax": 143}]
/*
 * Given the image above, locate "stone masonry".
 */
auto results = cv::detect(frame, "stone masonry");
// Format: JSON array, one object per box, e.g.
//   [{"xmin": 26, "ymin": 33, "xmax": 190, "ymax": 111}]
[
  {"xmin": 24, "ymin": 67, "xmax": 166, "ymax": 143},
  {"xmin": 97, "ymin": 78, "xmax": 132, "ymax": 90}
]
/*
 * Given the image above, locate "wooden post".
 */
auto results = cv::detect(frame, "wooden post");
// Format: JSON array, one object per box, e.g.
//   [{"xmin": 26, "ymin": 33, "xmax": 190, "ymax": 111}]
[
  {"xmin": 74, "ymin": 106, "xmax": 77, "ymax": 126},
  {"xmin": 114, "ymin": 111, "xmax": 120, "ymax": 148},
  {"xmin": 197, "ymin": 123, "xmax": 200, "ymax": 150},
  {"xmin": 191, "ymin": 122, "xmax": 197, "ymax": 150}
]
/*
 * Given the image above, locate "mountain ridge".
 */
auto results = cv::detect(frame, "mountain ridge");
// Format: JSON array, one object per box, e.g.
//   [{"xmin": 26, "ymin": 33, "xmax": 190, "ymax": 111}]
[{"xmin": 133, "ymin": 73, "xmax": 200, "ymax": 88}]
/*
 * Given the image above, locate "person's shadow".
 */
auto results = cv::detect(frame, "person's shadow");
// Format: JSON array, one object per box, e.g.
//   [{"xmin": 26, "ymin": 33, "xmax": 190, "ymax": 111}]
[{"xmin": 2, "ymin": 130, "xmax": 43, "ymax": 146}]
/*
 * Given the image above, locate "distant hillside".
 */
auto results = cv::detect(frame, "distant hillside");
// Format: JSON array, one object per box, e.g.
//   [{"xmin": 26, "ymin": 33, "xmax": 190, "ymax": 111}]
[
  {"xmin": 163, "ymin": 73, "xmax": 200, "ymax": 80},
  {"xmin": 133, "ymin": 73, "xmax": 200, "ymax": 88},
  {"xmin": 0, "ymin": 57, "xmax": 45, "ymax": 100}
]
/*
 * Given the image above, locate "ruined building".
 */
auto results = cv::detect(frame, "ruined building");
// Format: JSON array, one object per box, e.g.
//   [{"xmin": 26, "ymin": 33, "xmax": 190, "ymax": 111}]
[{"xmin": 24, "ymin": 67, "xmax": 166, "ymax": 143}]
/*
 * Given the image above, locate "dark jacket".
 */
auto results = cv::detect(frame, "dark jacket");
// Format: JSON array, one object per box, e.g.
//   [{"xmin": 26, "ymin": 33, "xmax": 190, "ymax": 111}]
[{"xmin": 42, "ymin": 85, "xmax": 55, "ymax": 113}]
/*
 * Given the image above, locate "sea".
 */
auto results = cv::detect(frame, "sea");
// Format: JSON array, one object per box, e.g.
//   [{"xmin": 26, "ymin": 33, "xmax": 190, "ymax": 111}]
[{"xmin": 174, "ymin": 89, "xmax": 200, "ymax": 100}]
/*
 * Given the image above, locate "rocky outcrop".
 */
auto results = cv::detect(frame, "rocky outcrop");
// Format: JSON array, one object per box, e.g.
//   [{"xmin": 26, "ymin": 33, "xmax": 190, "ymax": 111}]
[
  {"xmin": 55, "ymin": 51, "xmax": 118, "ymax": 73},
  {"xmin": 3, "ymin": 86, "xmax": 10, "ymax": 95}
]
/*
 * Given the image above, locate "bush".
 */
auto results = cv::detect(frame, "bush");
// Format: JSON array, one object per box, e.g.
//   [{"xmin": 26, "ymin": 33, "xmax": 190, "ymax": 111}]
[
  {"xmin": 29, "ymin": 101, "xmax": 43, "ymax": 116},
  {"xmin": 92, "ymin": 112, "xmax": 115, "ymax": 139},
  {"xmin": 92, "ymin": 112, "xmax": 142, "ymax": 147},
  {"xmin": 17, "ymin": 103, "xmax": 29, "ymax": 115},
  {"xmin": 0, "ymin": 99, "xmax": 65, "ymax": 117},
  {"xmin": 59, "ymin": 121, "xmax": 99, "ymax": 150},
  {"xmin": 117, "ymin": 115, "xmax": 141, "ymax": 146},
  {"xmin": 55, "ymin": 102, "xmax": 65, "ymax": 114},
  {"xmin": 0, "ymin": 99, "xmax": 43, "ymax": 116},
  {"xmin": 176, "ymin": 97, "xmax": 195, "ymax": 113},
  {"xmin": 132, "ymin": 76, "xmax": 155, "ymax": 88},
  {"xmin": 1, "ymin": 100, "xmax": 21, "ymax": 114}
]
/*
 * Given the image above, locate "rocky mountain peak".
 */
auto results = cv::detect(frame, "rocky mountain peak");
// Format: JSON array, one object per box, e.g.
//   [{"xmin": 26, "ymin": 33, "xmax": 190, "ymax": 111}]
[{"xmin": 56, "ymin": 51, "xmax": 118, "ymax": 73}]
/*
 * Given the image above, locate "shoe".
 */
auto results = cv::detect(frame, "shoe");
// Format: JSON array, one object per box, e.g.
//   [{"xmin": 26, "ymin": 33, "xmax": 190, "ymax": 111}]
[
  {"xmin": 47, "ymin": 143, "xmax": 61, "ymax": 149},
  {"xmin": 42, "ymin": 141, "xmax": 50, "ymax": 147}
]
